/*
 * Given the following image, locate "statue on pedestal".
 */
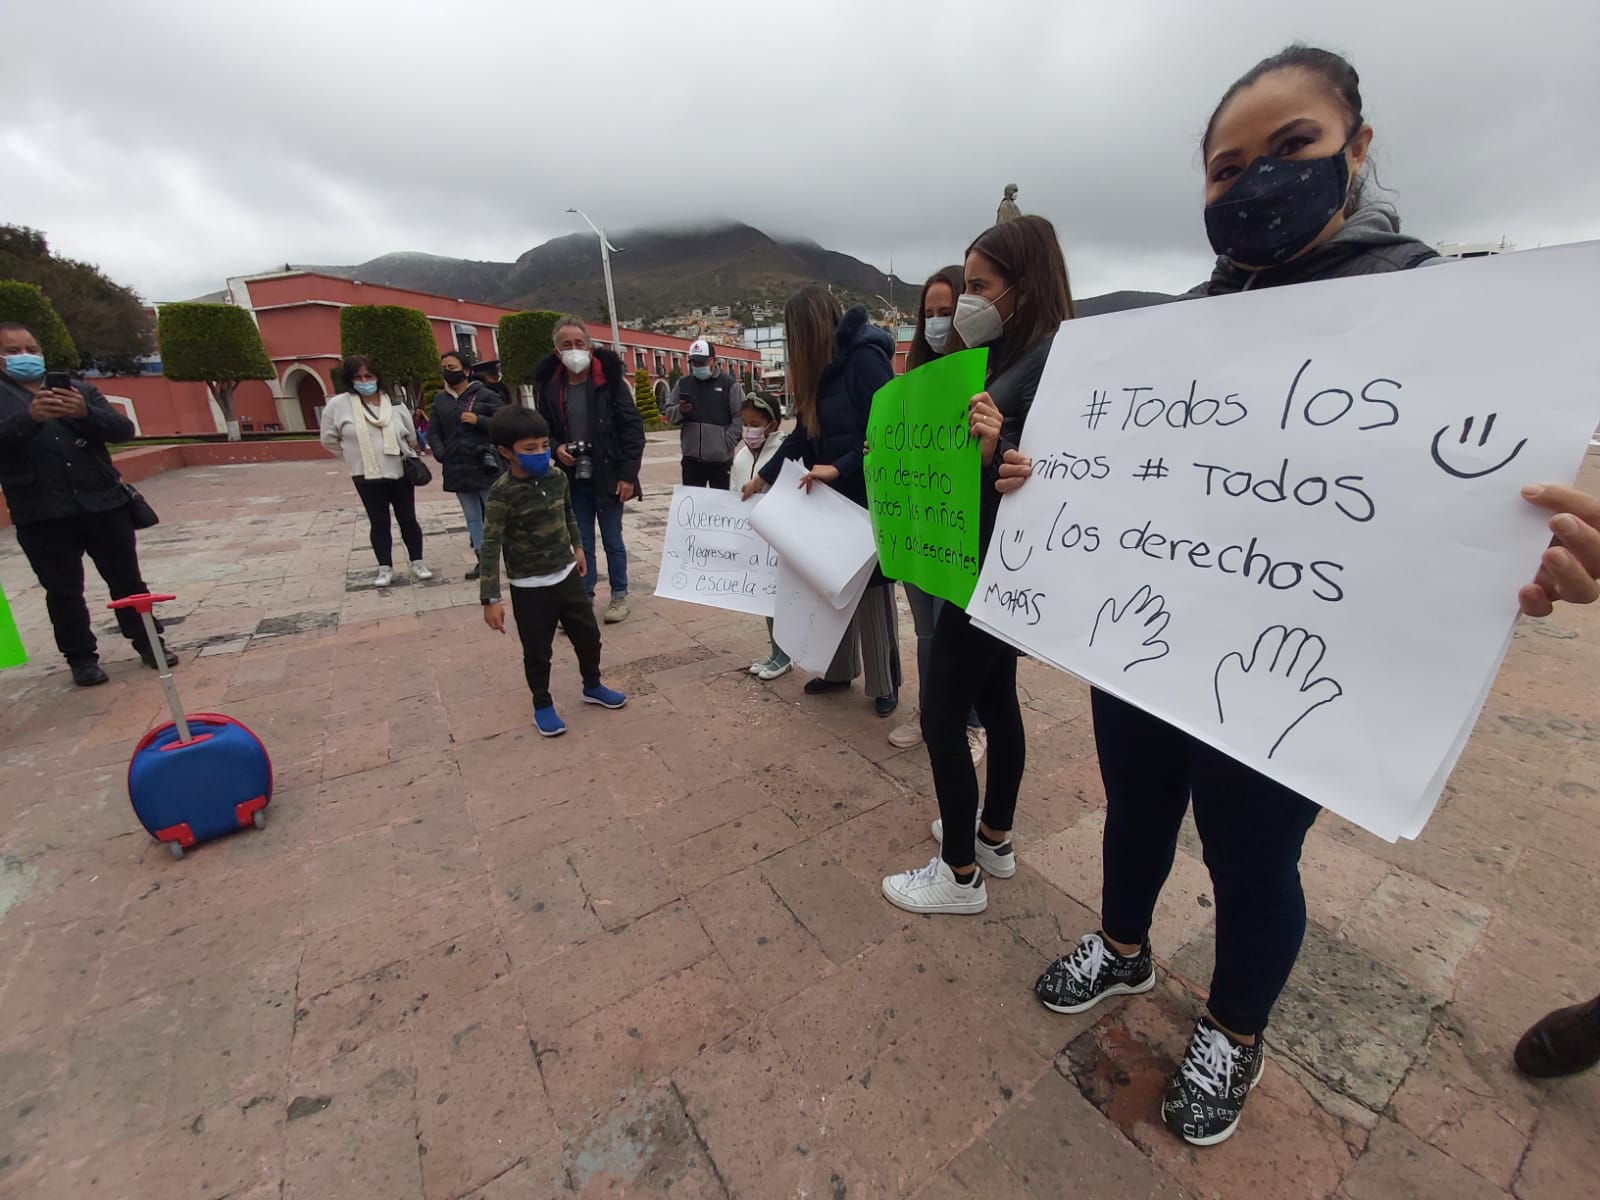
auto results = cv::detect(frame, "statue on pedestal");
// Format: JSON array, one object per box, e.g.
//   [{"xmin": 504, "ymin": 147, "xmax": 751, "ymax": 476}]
[{"xmin": 996, "ymin": 183, "xmax": 1021, "ymax": 225}]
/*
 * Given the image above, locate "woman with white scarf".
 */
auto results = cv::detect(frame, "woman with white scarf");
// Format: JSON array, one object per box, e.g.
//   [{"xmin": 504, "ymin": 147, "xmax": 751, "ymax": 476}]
[{"xmin": 320, "ymin": 354, "xmax": 432, "ymax": 587}]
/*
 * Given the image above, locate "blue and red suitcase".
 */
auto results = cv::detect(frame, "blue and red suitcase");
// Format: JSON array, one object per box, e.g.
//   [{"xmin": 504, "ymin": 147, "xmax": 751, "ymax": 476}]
[{"xmin": 112, "ymin": 593, "xmax": 273, "ymax": 859}]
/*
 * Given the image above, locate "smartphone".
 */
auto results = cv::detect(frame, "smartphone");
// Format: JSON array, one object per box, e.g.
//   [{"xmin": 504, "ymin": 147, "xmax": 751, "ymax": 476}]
[{"xmin": 44, "ymin": 371, "xmax": 72, "ymax": 391}]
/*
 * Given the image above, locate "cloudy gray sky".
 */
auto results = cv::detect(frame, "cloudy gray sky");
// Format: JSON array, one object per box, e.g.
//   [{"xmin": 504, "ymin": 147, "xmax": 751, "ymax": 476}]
[{"xmin": 4, "ymin": 0, "xmax": 1597, "ymax": 305}]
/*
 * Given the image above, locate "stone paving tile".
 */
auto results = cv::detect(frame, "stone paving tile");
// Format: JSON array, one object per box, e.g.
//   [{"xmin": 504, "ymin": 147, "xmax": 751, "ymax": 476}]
[
  {"xmin": 538, "ymin": 955, "xmax": 749, "ymax": 1133},
  {"xmin": 685, "ymin": 865, "xmax": 835, "ymax": 1014},
  {"xmin": 1389, "ymin": 1018, "xmax": 1541, "ymax": 1190},
  {"xmin": 5, "ymin": 453, "xmax": 1600, "ymax": 1197},
  {"xmin": 410, "ymin": 979, "xmax": 557, "ymax": 1200},
  {"xmin": 1340, "ymin": 1120, "xmax": 1508, "ymax": 1200},
  {"xmin": 673, "ymin": 1025, "xmax": 868, "ymax": 1200},
  {"xmin": 560, "ymin": 1086, "xmax": 725, "ymax": 1197}
]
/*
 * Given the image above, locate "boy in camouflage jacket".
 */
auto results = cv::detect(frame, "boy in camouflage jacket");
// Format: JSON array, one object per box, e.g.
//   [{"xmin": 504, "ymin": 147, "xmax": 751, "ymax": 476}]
[{"xmin": 480, "ymin": 407, "xmax": 626, "ymax": 737}]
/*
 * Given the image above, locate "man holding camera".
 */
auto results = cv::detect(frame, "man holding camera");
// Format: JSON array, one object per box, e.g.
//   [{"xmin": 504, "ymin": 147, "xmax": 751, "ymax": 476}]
[
  {"xmin": 0, "ymin": 321, "xmax": 176, "ymax": 685},
  {"xmin": 662, "ymin": 338, "xmax": 743, "ymax": 490},
  {"xmin": 533, "ymin": 316, "xmax": 644, "ymax": 624}
]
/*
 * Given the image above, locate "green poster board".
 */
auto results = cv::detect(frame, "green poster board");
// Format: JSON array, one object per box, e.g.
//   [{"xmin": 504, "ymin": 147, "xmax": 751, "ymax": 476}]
[
  {"xmin": 864, "ymin": 348, "xmax": 988, "ymax": 608},
  {"xmin": 0, "ymin": 577, "xmax": 26, "ymax": 669}
]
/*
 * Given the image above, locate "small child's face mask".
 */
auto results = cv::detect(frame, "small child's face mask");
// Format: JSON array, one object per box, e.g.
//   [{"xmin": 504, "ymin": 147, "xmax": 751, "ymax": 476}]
[{"xmin": 517, "ymin": 450, "xmax": 551, "ymax": 476}]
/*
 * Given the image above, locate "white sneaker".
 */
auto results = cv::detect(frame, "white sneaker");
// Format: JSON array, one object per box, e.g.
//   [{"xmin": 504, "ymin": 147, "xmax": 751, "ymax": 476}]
[
  {"xmin": 374, "ymin": 567, "xmax": 394, "ymax": 588},
  {"xmin": 967, "ymin": 726, "xmax": 987, "ymax": 764},
  {"xmin": 888, "ymin": 717, "xmax": 922, "ymax": 749},
  {"xmin": 882, "ymin": 856, "xmax": 987, "ymax": 914},
  {"xmin": 410, "ymin": 561, "xmax": 434, "ymax": 581},
  {"xmin": 931, "ymin": 817, "xmax": 1016, "ymax": 878}
]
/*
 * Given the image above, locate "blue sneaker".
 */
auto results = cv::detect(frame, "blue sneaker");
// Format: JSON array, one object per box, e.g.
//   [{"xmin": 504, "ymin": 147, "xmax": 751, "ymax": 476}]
[
  {"xmin": 582, "ymin": 683, "xmax": 627, "ymax": 710},
  {"xmin": 533, "ymin": 705, "xmax": 567, "ymax": 737}
]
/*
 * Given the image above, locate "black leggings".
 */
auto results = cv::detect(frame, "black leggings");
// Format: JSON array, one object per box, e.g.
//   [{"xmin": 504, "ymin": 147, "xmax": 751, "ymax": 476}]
[
  {"xmin": 921, "ymin": 602, "xmax": 1026, "ymax": 871},
  {"xmin": 352, "ymin": 476, "xmax": 423, "ymax": 566},
  {"xmin": 1093, "ymin": 688, "xmax": 1321, "ymax": 1037}
]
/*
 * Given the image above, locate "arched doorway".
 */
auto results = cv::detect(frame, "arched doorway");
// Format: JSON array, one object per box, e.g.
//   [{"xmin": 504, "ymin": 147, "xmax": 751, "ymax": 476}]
[
  {"xmin": 284, "ymin": 367, "xmax": 326, "ymax": 430},
  {"xmin": 654, "ymin": 379, "xmax": 668, "ymax": 407}
]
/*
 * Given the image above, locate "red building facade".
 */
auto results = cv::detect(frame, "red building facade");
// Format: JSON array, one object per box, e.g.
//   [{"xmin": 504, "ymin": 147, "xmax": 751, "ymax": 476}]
[{"xmin": 90, "ymin": 272, "xmax": 761, "ymax": 437}]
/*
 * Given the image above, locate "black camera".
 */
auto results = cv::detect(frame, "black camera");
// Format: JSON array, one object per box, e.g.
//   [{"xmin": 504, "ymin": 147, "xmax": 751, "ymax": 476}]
[{"xmin": 570, "ymin": 440, "xmax": 594, "ymax": 481}]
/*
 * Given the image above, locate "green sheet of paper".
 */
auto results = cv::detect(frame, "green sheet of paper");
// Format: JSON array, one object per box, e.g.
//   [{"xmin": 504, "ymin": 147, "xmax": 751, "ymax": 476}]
[
  {"xmin": 864, "ymin": 348, "xmax": 987, "ymax": 608},
  {"xmin": 0, "ymin": 577, "xmax": 26, "ymax": 669}
]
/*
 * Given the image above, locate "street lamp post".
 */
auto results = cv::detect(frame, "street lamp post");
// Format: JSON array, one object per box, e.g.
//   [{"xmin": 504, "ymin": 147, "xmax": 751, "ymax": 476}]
[{"xmin": 566, "ymin": 207, "xmax": 624, "ymax": 354}]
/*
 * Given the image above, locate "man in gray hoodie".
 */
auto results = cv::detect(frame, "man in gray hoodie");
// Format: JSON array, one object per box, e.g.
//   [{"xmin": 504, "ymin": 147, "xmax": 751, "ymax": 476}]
[{"xmin": 661, "ymin": 339, "xmax": 743, "ymax": 490}]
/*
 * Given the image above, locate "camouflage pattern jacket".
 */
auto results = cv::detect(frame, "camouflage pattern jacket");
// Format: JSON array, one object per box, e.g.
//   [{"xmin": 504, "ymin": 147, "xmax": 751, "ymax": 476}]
[{"xmin": 478, "ymin": 468, "xmax": 582, "ymax": 603}]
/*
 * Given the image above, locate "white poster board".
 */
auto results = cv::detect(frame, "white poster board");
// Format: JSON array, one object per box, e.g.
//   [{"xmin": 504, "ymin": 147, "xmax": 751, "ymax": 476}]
[
  {"xmin": 654, "ymin": 486, "xmax": 778, "ymax": 617},
  {"xmin": 969, "ymin": 242, "xmax": 1600, "ymax": 842},
  {"xmin": 749, "ymin": 460, "xmax": 879, "ymax": 672}
]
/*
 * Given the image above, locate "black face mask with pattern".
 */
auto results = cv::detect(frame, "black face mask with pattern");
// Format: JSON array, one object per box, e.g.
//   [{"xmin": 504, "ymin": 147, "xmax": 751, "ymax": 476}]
[{"xmin": 1204, "ymin": 144, "xmax": 1352, "ymax": 268}]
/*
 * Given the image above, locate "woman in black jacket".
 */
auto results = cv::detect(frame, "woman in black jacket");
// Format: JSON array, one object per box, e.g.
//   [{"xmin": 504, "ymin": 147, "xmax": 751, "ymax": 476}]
[
  {"xmin": 430, "ymin": 350, "xmax": 505, "ymax": 581},
  {"xmin": 880, "ymin": 215, "xmax": 1073, "ymax": 918},
  {"xmin": 743, "ymin": 287, "xmax": 901, "ymax": 714},
  {"xmin": 1015, "ymin": 45, "xmax": 1455, "ymax": 1148}
]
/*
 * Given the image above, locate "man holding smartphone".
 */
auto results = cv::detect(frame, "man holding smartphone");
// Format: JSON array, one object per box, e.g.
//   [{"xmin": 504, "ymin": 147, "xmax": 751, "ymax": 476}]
[{"xmin": 0, "ymin": 322, "xmax": 175, "ymax": 686}]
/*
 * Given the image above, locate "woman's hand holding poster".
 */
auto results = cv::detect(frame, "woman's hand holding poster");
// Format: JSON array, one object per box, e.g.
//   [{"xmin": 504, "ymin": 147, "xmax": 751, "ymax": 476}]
[{"xmin": 967, "ymin": 242, "xmax": 1600, "ymax": 842}]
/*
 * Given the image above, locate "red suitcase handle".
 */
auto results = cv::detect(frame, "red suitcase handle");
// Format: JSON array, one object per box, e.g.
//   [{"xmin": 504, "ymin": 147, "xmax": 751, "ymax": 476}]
[{"xmin": 108, "ymin": 592, "xmax": 177, "ymax": 615}]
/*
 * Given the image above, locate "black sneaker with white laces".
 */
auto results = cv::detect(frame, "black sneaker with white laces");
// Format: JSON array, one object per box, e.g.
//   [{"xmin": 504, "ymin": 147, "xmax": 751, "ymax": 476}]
[
  {"xmin": 1161, "ymin": 1017, "xmax": 1266, "ymax": 1146},
  {"xmin": 1034, "ymin": 932, "xmax": 1155, "ymax": 1014}
]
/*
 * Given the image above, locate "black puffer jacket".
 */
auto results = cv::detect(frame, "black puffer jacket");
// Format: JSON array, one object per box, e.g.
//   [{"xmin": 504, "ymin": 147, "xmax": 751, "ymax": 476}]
[
  {"xmin": 760, "ymin": 305, "xmax": 896, "ymax": 507},
  {"xmin": 533, "ymin": 346, "xmax": 645, "ymax": 502},
  {"xmin": 430, "ymin": 380, "xmax": 505, "ymax": 493},
  {"xmin": 0, "ymin": 377, "xmax": 135, "ymax": 525}
]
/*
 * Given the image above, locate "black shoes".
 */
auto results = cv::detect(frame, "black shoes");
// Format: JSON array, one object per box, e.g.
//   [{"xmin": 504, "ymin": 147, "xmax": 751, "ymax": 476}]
[
  {"xmin": 803, "ymin": 678, "xmax": 849, "ymax": 695},
  {"xmin": 1515, "ymin": 995, "xmax": 1600, "ymax": 1078},
  {"xmin": 874, "ymin": 690, "xmax": 900, "ymax": 718},
  {"xmin": 70, "ymin": 660, "xmax": 110, "ymax": 687},
  {"xmin": 465, "ymin": 565, "xmax": 481, "ymax": 581},
  {"xmin": 1161, "ymin": 1018, "xmax": 1266, "ymax": 1146},
  {"xmin": 137, "ymin": 641, "xmax": 179, "ymax": 669},
  {"xmin": 1035, "ymin": 932, "xmax": 1156, "ymax": 1014}
]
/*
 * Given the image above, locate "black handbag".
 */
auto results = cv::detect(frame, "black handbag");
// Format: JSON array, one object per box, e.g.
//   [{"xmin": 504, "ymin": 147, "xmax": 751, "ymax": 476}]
[
  {"xmin": 123, "ymin": 483, "xmax": 159, "ymax": 529},
  {"xmin": 402, "ymin": 452, "xmax": 433, "ymax": 487}
]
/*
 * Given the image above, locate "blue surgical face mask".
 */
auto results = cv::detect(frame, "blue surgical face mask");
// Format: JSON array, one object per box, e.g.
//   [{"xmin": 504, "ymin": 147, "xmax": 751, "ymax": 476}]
[
  {"xmin": 517, "ymin": 450, "xmax": 551, "ymax": 477},
  {"xmin": 691, "ymin": 365, "xmax": 712, "ymax": 381},
  {"xmin": 353, "ymin": 379, "xmax": 378, "ymax": 396},
  {"xmin": 3, "ymin": 352, "xmax": 46, "ymax": 381}
]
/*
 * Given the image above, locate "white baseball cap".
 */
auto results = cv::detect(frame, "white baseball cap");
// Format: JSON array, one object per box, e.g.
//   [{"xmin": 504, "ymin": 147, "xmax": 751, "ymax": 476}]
[{"xmin": 688, "ymin": 339, "xmax": 712, "ymax": 359}]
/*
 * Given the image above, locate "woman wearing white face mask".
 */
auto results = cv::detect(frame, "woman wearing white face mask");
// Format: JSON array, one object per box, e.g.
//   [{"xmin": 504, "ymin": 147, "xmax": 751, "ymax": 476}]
[
  {"xmin": 320, "ymin": 354, "xmax": 432, "ymax": 588},
  {"xmin": 889, "ymin": 266, "xmax": 987, "ymax": 765},
  {"xmin": 881, "ymin": 215, "xmax": 1074, "ymax": 917}
]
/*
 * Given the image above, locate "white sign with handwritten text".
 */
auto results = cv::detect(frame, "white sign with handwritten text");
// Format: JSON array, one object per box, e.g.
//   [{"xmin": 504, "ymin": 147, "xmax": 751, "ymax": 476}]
[
  {"xmin": 970, "ymin": 243, "xmax": 1600, "ymax": 841},
  {"xmin": 654, "ymin": 486, "xmax": 778, "ymax": 617}
]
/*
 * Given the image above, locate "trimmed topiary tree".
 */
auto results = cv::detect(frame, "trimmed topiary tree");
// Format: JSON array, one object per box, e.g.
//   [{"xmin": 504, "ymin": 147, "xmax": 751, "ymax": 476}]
[
  {"xmin": 633, "ymin": 366, "xmax": 662, "ymax": 428},
  {"xmin": 0, "ymin": 280, "xmax": 79, "ymax": 369},
  {"xmin": 338, "ymin": 304, "xmax": 437, "ymax": 407},
  {"xmin": 157, "ymin": 302, "xmax": 272, "ymax": 440},
  {"xmin": 498, "ymin": 310, "xmax": 561, "ymax": 386}
]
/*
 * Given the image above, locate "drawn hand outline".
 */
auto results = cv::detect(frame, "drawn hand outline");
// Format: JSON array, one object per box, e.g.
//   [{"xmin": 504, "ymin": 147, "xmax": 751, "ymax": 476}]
[
  {"xmin": 1089, "ymin": 585, "xmax": 1171, "ymax": 671},
  {"xmin": 1213, "ymin": 626, "xmax": 1343, "ymax": 759},
  {"xmin": 1430, "ymin": 412, "xmax": 1528, "ymax": 480}
]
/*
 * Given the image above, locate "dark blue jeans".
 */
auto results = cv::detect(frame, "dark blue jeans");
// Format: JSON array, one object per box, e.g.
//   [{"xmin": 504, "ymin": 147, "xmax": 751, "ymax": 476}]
[
  {"xmin": 570, "ymin": 480, "xmax": 628, "ymax": 598},
  {"xmin": 1092, "ymin": 688, "xmax": 1322, "ymax": 1037}
]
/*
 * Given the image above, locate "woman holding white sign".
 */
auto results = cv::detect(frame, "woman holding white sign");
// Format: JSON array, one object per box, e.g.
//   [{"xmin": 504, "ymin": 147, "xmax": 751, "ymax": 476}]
[
  {"xmin": 880, "ymin": 215, "xmax": 1074, "ymax": 916},
  {"xmin": 1009, "ymin": 46, "xmax": 1457, "ymax": 1148},
  {"xmin": 742, "ymin": 286, "xmax": 901, "ymax": 714}
]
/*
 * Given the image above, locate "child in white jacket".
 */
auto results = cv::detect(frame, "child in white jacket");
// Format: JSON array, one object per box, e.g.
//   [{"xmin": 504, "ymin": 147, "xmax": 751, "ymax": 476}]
[{"xmin": 729, "ymin": 394, "xmax": 790, "ymax": 679}]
